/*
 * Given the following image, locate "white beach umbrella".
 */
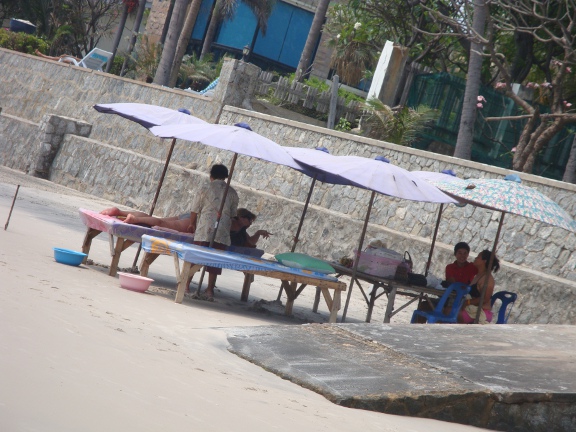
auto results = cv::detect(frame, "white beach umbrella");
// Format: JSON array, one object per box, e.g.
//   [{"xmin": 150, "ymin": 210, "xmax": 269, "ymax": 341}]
[
  {"xmin": 150, "ymin": 122, "xmax": 303, "ymax": 171},
  {"xmin": 93, "ymin": 103, "xmax": 207, "ymax": 268},
  {"xmin": 290, "ymin": 154, "xmax": 457, "ymax": 321},
  {"xmin": 149, "ymin": 122, "xmax": 308, "ymax": 294},
  {"xmin": 94, "ymin": 103, "xmax": 206, "ymax": 128}
]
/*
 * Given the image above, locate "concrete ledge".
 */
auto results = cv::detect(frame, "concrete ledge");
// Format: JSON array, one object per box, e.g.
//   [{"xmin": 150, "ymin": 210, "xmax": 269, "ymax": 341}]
[{"xmin": 227, "ymin": 323, "xmax": 576, "ymax": 431}]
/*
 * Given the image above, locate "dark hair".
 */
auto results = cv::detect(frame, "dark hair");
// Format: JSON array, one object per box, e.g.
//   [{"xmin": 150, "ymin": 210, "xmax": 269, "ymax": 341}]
[
  {"xmin": 237, "ymin": 208, "xmax": 256, "ymax": 221},
  {"xmin": 454, "ymin": 242, "xmax": 470, "ymax": 255},
  {"xmin": 479, "ymin": 249, "xmax": 500, "ymax": 273},
  {"xmin": 210, "ymin": 164, "xmax": 228, "ymax": 180}
]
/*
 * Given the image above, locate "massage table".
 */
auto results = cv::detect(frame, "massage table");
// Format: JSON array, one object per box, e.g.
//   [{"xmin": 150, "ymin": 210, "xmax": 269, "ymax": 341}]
[
  {"xmin": 140, "ymin": 234, "xmax": 347, "ymax": 323},
  {"xmin": 78, "ymin": 208, "xmax": 196, "ymax": 276}
]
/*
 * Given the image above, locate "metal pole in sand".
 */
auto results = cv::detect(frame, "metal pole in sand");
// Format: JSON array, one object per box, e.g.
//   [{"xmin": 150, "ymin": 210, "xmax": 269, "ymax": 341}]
[{"xmin": 4, "ymin": 185, "xmax": 20, "ymax": 231}]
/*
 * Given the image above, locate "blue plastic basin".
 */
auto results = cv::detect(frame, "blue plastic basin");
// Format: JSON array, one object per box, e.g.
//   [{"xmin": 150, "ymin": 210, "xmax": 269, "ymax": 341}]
[{"xmin": 53, "ymin": 248, "xmax": 87, "ymax": 266}]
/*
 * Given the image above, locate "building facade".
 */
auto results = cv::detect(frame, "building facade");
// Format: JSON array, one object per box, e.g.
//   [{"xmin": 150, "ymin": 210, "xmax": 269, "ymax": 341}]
[{"xmin": 144, "ymin": 0, "xmax": 335, "ymax": 78}]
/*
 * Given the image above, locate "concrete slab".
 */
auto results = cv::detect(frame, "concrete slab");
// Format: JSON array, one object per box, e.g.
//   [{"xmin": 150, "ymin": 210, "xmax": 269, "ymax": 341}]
[{"xmin": 227, "ymin": 324, "xmax": 576, "ymax": 431}]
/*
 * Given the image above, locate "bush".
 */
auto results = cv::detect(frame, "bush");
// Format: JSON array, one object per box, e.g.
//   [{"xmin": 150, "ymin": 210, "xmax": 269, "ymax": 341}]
[
  {"xmin": 108, "ymin": 55, "xmax": 125, "ymax": 76},
  {"xmin": 335, "ymin": 117, "xmax": 352, "ymax": 132},
  {"xmin": 0, "ymin": 29, "xmax": 48, "ymax": 54}
]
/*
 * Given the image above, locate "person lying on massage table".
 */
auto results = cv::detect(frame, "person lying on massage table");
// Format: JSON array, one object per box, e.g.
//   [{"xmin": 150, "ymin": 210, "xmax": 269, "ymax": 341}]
[
  {"xmin": 100, "ymin": 207, "xmax": 273, "ymax": 248},
  {"xmin": 100, "ymin": 207, "xmax": 193, "ymax": 233}
]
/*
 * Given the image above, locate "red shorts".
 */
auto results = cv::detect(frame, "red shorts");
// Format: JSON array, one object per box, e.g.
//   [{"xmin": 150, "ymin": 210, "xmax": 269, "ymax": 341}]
[{"xmin": 193, "ymin": 241, "xmax": 227, "ymax": 275}]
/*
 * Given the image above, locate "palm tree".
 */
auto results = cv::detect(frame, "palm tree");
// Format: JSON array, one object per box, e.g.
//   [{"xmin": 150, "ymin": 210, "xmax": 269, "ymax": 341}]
[
  {"xmin": 176, "ymin": 53, "xmax": 218, "ymax": 89},
  {"xmin": 160, "ymin": 0, "xmax": 177, "ymax": 45},
  {"xmin": 106, "ymin": 1, "xmax": 130, "ymax": 73},
  {"xmin": 153, "ymin": 0, "xmax": 191, "ymax": 86},
  {"xmin": 168, "ymin": 0, "xmax": 204, "ymax": 87},
  {"xmin": 453, "ymin": 0, "xmax": 488, "ymax": 159},
  {"xmin": 295, "ymin": 0, "xmax": 330, "ymax": 82},
  {"xmin": 363, "ymin": 98, "xmax": 438, "ymax": 146},
  {"xmin": 199, "ymin": 0, "xmax": 274, "ymax": 60}
]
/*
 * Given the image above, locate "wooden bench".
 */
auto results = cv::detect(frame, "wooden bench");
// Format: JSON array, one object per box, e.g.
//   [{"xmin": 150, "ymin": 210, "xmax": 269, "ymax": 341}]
[
  {"xmin": 78, "ymin": 208, "xmax": 196, "ymax": 276},
  {"xmin": 140, "ymin": 234, "xmax": 346, "ymax": 322}
]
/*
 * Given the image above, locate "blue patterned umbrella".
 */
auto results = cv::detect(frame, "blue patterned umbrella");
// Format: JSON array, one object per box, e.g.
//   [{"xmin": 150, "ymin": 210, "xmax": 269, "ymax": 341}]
[{"xmin": 432, "ymin": 175, "xmax": 576, "ymax": 233}]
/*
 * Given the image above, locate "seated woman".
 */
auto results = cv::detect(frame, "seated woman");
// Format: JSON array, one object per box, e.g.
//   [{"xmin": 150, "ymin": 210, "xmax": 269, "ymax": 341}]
[
  {"xmin": 229, "ymin": 208, "xmax": 272, "ymax": 248},
  {"xmin": 100, "ymin": 207, "xmax": 192, "ymax": 233},
  {"xmin": 458, "ymin": 250, "xmax": 500, "ymax": 324}
]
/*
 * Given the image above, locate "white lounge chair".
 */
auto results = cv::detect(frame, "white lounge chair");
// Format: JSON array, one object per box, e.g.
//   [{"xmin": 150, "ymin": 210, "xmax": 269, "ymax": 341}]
[{"xmin": 59, "ymin": 48, "xmax": 113, "ymax": 71}]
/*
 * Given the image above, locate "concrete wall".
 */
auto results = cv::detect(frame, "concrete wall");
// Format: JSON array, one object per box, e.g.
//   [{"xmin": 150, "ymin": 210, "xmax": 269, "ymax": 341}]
[{"xmin": 1, "ymin": 48, "xmax": 576, "ymax": 324}]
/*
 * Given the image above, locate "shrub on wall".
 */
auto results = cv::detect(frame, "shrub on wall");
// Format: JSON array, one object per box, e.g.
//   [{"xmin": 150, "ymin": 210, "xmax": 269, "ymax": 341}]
[{"xmin": 0, "ymin": 29, "xmax": 48, "ymax": 54}]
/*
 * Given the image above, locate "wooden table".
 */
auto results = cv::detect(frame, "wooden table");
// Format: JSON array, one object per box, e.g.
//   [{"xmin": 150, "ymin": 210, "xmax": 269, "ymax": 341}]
[
  {"xmin": 78, "ymin": 208, "xmax": 195, "ymax": 276},
  {"xmin": 313, "ymin": 262, "xmax": 446, "ymax": 323},
  {"xmin": 139, "ymin": 235, "xmax": 347, "ymax": 323}
]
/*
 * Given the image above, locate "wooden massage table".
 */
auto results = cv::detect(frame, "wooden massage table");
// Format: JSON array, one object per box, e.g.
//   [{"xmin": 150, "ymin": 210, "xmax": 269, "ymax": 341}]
[
  {"xmin": 78, "ymin": 208, "xmax": 196, "ymax": 276},
  {"xmin": 140, "ymin": 234, "xmax": 347, "ymax": 322}
]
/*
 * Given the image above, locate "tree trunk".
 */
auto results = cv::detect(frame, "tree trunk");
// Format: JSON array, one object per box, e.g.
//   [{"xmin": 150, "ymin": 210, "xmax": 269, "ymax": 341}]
[
  {"xmin": 160, "ymin": 0, "xmax": 177, "ymax": 45},
  {"xmin": 154, "ymin": 0, "xmax": 191, "ymax": 86},
  {"xmin": 120, "ymin": 0, "xmax": 148, "ymax": 76},
  {"xmin": 512, "ymin": 109, "xmax": 539, "ymax": 171},
  {"xmin": 453, "ymin": 0, "xmax": 488, "ymax": 160},
  {"xmin": 510, "ymin": 31, "xmax": 534, "ymax": 83},
  {"xmin": 563, "ymin": 134, "xmax": 576, "ymax": 183},
  {"xmin": 168, "ymin": 0, "xmax": 203, "ymax": 88},
  {"xmin": 521, "ymin": 119, "xmax": 566, "ymax": 173},
  {"xmin": 199, "ymin": 0, "xmax": 220, "ymax": 60},
  {"xmin": 106, "ymin": 3, "xmax": 130, "ymax": 73},
  {"xmin": 295, "ymin": 0, "xmax": 330, "ymax": 82}
]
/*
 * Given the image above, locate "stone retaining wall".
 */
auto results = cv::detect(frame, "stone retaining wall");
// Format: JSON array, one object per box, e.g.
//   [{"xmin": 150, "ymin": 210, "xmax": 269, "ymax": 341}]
[{"xmin": 1, "ymin": 48, "xmax": 576, "ymax": 324}]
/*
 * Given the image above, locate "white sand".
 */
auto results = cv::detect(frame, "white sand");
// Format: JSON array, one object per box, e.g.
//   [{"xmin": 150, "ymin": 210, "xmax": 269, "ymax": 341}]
[{"xmin": 0, "ymin": 167, "xmax": 490, "ymax": 432}]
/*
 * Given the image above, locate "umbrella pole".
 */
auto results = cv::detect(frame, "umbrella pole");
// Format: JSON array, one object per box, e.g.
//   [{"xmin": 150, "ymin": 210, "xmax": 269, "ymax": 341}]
[
  {"xmin": 195, "ymin": 154, "xmax": 238, "ymax": 295},
  {"xmin": 341, "ymin": 191, "xmax": 376, "ymax": 322},
  {"xmin": 131, "ymin": 138, "xmax": 177, "ymax": 270},
  {"xmin": 291, "ymin": 175, "xmax": 317, "ymax": 253},
  {"xmin": 474, "ymin": 211, "xmax": 505, "ymax": 324},
  {"xmin": 276, "ymin": 175, "xmax": 318, "ymax": 302},
  {"xmin": 425, "ymin": 204, "xmax": 444, "ymax": 276}
]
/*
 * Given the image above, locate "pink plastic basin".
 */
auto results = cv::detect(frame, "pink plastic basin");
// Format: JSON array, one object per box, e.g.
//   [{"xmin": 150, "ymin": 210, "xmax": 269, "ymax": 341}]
[{"xmin": 118, "ymin": 272, "xmax": 154, "ymax": 293}]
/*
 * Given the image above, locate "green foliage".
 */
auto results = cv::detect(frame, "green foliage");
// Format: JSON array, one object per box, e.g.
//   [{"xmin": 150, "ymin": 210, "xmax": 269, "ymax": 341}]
[
  {"xmin": 335, "ymin": 117, "xmax": 352, "ymax": 132},
  {"xmin": 9, "ymin": 0, "xmax": 124, "ymax": 57},
  {"xmin": 123, "ymin": 35, "xmax": 162, "ymax": 82},
  {"xmin": 108, "ymin": 55, "xmax": 125, "ymax": 76},
  {"xmin": 285, "ymin": 73, "xmax": 363, "ymax": 104},
  {"xmin": 338, "ymin": 88, "xmax": 364, "ymax": 104},
  {"xmin": 0, "ymin": 29, "xmax": 48, "ymax": 54},
  {"xmin": 177, "ymin": 52, "xmax": 219, "ymax": 90},
  {"xmin": 363, "ymin": 98, "xmax": 439, "ymax": 146},
  {"xmin": 302, "ymin": 76, "xmax": 330, "ymax": 93},
  {"xmin": 324, "ymin": 1, "xmax": 471, "ymax": 85},
  {"xmin": 49, "ymin": 24, "xmax": 76, "ymax": 56}
]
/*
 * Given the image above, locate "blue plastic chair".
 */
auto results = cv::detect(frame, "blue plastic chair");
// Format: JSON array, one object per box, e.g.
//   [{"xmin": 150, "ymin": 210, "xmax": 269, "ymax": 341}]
[
  {"xmin": 490, "ymin": 291, "xmax": 517, "ymax": 324},
  {"xmin": 411, "ymin": 282, "xmax": 471, "ymax": 324}
]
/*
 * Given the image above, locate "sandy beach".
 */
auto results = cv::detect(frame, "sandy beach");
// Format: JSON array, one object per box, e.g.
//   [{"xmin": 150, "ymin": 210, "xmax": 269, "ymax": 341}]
[{"xmin": 0, "ymin": 166, "xmax": 490, "ymax": 431}]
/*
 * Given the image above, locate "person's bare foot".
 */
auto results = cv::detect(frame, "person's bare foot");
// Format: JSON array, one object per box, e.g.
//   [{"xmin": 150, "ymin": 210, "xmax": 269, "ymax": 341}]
[
  {"xmin": 100, "ymin": 207, "xmax": 121, "ymax": 216},
  {"xmin": 191, "ymin": 290, "xmax": 214, "ymax": 301}
]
